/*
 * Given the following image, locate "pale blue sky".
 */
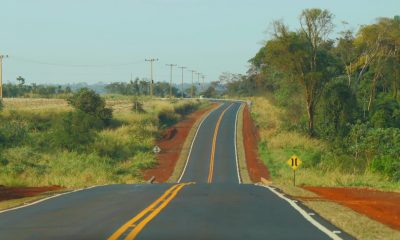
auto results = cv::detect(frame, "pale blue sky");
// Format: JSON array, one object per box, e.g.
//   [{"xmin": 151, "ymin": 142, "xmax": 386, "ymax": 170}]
[{"xmin": 1, "ymin": 0, "xmax": 399, "ymax": 85}]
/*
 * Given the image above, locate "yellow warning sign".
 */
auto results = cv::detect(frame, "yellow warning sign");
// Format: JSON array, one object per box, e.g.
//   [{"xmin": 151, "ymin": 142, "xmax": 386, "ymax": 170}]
[{"xmin": 287, "ymin": 155, "xmax": 302, "ymax": 170}]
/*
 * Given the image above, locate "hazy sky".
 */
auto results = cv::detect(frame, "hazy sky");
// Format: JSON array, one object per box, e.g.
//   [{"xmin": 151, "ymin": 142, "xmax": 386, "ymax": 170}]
[{"xmin": 1, "ymin": 0, "xmax": 399, "ymax": 85}]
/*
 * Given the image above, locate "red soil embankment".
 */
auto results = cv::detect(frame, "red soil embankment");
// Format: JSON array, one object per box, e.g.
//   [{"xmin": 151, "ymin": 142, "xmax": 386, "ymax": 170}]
[
  {"xmin": 304, "ymin": 186, "xmax": 400, "ymax": 230},
  {"xmin": 143, "ymin": 105, "xmax": 216, "ymax": 182},
  {"xmin": 242, "ymin": 105, "xmax": 270, "ymax": 182},
  {"xmin": 0, "ymin": 185, "xmax": 63, "ymax": 201}
]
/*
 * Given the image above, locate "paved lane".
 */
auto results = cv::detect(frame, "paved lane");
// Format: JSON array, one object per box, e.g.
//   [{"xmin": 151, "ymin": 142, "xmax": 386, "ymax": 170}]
[
  {"xmin": 0, "ymin": 184, "xmax": 174, "ymax": 239},
  {"xmin": 136, "ymin": 184, "xmax": 332, "ymax": 240}
]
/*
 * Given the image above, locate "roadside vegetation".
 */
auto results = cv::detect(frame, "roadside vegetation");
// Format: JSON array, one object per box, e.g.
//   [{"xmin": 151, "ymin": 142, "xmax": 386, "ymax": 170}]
[
  {"xmin": 224, "ymin": 9, "xmax": 400, "ymax": 190},
  {"xmin": 0, "ymin": 90, "xmax": 205, "ymax": 188}
]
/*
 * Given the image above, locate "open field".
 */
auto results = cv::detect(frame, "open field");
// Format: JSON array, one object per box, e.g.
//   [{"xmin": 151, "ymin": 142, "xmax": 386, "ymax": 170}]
[{"xmin": 0, "ymin": 96, "xmax": 205, "ymax": 188}]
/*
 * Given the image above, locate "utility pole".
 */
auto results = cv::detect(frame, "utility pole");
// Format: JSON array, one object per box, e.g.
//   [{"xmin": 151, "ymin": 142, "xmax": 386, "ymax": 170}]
[
  {"xmin": 189, "ymin": 70, "xmax": 196, "ymax": 98},
  {"xmin": 178, "ymin": 66, "xmax": 186, "ymax": 99},
  {"xmin": 166, "ymin": 64, "xmax": 176, "ymax": 98},
  {"xmin": 201, "ymin": 75, "xmax": 206, "ymax": 91},
  {"xmin": 196, "ymin": 72, "xmax": 201, "ymax": 97},
  {"xmin": 0, "ymin": 54, "xmax": 8, "ymax": 99},
  {"xmin": 145, "ymin": 58, "xmax": 158, "ymax": 98}
]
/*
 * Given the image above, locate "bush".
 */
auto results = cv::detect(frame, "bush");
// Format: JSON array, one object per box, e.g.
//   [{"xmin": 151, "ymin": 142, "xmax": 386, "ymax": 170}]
[
  {"xmin": 371, "ymin": 156, "xmax": 400, "ymax": 181},
  {"xmin": 158, "ymin": 109, "xmax": 179, "ymax": 128},
  {"xmin": 132, "ymin": 99, "xmax": 145, "ymax": 113},
  {"xmin": 0, "ymin": 120, "xmax": 28, "ymax": 147},
  {"xmin": 0, "ymin": 99, "xmax": 3, "ymax": 112},
  {"xmin": 67, "ymin": 88, "xmax": 113, "ymax": 124},
  {"xmin": 173, "ymin": 102, "xmax": 199, "ymax": 116},
  {"xmin": 51, "ymin": 111, "xmax": 100, "ymax": 151},
  {"xmin": 370, "ymin": 96, "xmax": 400, "ymax": 128}
]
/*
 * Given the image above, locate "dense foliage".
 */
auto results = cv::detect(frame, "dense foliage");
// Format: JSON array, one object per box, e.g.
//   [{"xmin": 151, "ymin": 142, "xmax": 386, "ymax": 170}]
[{"xmin": 226, "ymin": 9, "xmax": 400, "ymax": 181}]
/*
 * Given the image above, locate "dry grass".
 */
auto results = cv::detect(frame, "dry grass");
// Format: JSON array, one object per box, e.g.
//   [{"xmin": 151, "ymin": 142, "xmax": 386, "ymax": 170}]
[{"xmin": 2, "ymin": 98, "xmax": 71, "ymax": 111}]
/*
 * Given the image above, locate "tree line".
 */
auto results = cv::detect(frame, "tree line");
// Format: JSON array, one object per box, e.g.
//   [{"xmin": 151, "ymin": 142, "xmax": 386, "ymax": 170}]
[{"xmin": 224, "ymin": 9, "xmax": 400, "ymax": 181}]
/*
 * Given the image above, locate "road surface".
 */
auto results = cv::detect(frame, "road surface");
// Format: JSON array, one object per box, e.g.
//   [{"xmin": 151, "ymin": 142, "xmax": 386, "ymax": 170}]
[{"xmin": 0, "ymin": 102, "xmax": 351, "ymax": 239}]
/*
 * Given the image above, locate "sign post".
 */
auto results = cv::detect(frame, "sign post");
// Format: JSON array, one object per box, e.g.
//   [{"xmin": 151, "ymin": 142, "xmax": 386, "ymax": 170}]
[{"xmin": 287, "ymin": 155, "xmax": 302, "ymax": 186}]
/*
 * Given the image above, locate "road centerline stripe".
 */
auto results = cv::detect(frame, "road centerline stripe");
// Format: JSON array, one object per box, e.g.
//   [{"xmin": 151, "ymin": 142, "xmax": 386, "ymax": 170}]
[
  {"xmin": 107, "ymin": 183, "xmax": 193, "ymax": 240},
  {"xmin": 208, "ymin": 103, "xmax": 234, "ymax": 183}
]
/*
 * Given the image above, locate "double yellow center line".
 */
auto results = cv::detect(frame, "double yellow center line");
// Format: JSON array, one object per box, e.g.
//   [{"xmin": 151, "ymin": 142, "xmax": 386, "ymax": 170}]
[
  {"xmin": 207, "ymin": 103, "xmax": 233, "ymax": 183},
  {"xmin": 108, "ymin": 182, "xmax": 194, "ymax": 240}
]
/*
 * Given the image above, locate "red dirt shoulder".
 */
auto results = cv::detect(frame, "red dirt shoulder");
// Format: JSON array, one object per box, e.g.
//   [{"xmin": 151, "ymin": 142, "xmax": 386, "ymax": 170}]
[
  {"xmin": 304, "ymin": 186, "xmax": 400, "ymax": 230},
  {"xmin": 242, "ymin": 105, "xmax": 270, "ymax": 182}
]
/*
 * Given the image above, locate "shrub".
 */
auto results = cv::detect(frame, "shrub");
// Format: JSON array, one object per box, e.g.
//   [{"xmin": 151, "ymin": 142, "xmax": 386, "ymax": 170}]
[
  {"xmin": 370, "ymin": 96, "xmax": 400, "ymax": 128},
  {"xmin": 371, "ymin": 156, "xmax": 400, "ymax": 181},
  {"xmin": 158, "ymin": 109, "xmax": 179, "ymax": 128},
  {"xmin": 173, "ymin": 101, "xmax": 199, "ymax": 116},
  {"xmin": 132, "ymin": 99, "xmax": 145, "ymax": 113},
  {"xmin": 0, "ymin": 99, "xmax": 3, "ymax": 112},
  {"xmin": 0, "ymin": 120, "xmax": 28, "ymax": 147},
  {"xmin": 51, "ymin": 111, "xmax": 99, "ymax": 151}
]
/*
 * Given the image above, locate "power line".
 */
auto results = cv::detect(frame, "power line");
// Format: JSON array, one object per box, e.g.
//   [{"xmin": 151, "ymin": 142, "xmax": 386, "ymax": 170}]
[{"xmin": 8, "ymin": 56, "xmax": 144, "ymax": 68}]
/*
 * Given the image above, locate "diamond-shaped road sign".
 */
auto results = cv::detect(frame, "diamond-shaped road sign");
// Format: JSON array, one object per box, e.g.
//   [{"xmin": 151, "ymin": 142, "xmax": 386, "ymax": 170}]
[
  {"xmin": 287, "ymin": 155, "xmax": 302, "ymax": 170},
  {"xmin": 153, "ymin": 145, "xmax": 161, "ymax": 154}
]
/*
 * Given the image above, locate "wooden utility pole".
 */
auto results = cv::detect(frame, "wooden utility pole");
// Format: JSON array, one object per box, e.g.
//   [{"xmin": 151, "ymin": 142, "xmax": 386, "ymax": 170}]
[
  {"xmin": 145, "ymin": 58, "xmax": 158, "ymax": 98},
  {"xmin": 201, "ymin": 75, "xmax": 206, "ymax": 92},
  {"xmin": 178, "ymin": 66, "xmax": 186, "ymax": 99},
  {"xmin": 166, "ymin": 64, "xmax": 176, "ymax": 98},
  {"xmin": 0, "ymin": 54, "xmax": 8, "ymax": 99},
  {"xmin": 189, "ymin": 70, "xmax": 196, "ymax": 98}
]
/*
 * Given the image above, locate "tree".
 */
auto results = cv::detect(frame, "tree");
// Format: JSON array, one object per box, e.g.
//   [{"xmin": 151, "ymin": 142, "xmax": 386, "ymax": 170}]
[{"xmin": 263, "ymin": 11, "xmax": 335, "ymax": 135}]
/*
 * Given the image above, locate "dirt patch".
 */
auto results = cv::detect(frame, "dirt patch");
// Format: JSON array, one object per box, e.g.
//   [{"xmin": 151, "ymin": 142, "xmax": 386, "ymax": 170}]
[
  {"xmin": 242, "ymin": 105, "xmax": 270, "ymax": 182},
  {"xmin": 0, "ymin": 185, "xmax": 64, "ymax": 201},
  {"xmin": 143, "ymin": 105, "xmax": 216, "ymax": 183},
  {"xmin": 304, "ymin": 186, "xmax": 400, "ymax": 230}
]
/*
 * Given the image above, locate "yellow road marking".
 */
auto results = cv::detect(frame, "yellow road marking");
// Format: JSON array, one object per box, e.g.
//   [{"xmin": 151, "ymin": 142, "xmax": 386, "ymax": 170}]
[
  {"xmin": 207, "ymin": 103, "xmax": 234, "ymax": 183},
  {"xmin": 107, "ymin": 183, "xmax": 193, "ymax": 240}
]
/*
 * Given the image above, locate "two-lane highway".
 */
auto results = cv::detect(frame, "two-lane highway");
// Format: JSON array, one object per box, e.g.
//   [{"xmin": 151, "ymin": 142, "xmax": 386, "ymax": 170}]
[{"xmin": 0, "ymin": 101, "xmax": 351, "ymax": 240}]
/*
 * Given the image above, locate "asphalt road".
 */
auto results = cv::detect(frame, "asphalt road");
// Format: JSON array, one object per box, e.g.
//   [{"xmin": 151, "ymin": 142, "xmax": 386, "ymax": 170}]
[{"xmin": 0, "ymin": 101, "xmax": 352, "ymax": 240}]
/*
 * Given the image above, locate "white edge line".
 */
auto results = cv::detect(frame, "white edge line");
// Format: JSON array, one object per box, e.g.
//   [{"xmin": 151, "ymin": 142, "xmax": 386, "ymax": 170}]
[
  {"xmin": 0, "ymin": 185, "xmax": 102, "ymax": 214},
  {"xmin": 177, "ymin": 104, "xmax": 224, "ymax": 183},
  {"xmin": 234, "ymin": 103, "xmax": 242, "ymax": 184},
  {"xmin": 257, "ymin": 184, "xmax": 342, "ymax": 240}
]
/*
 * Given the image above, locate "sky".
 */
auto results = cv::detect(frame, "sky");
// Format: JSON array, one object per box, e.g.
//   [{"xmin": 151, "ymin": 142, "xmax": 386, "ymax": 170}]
[{"xmin": 1, "ymin": 0, "xmax": 399, "ymax": 85}]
